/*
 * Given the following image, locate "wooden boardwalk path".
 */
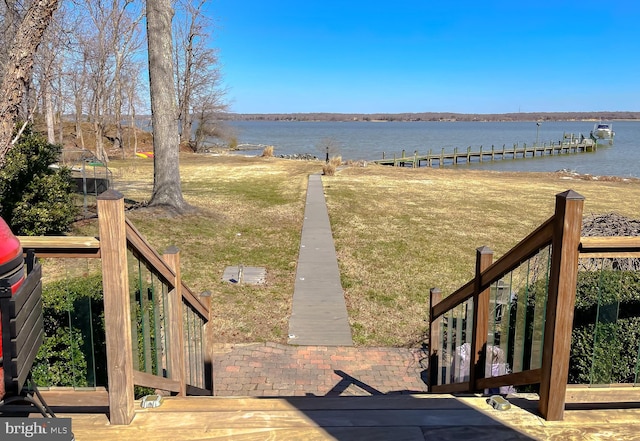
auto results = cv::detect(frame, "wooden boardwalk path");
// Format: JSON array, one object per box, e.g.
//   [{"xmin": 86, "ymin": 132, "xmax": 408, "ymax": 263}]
[
  {"xmin": 287, "ymin": 174, "xmax": 353, "ymax": 346},
  {"xmin": 374, "ymin": 135, "xmax": 598, "ymax": 168}
]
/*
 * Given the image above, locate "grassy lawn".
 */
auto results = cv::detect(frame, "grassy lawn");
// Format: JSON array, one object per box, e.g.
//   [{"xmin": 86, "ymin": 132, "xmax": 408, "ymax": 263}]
[{"xmin": 74, "ymin": 153, "xmax": 640, "ymax": 347}]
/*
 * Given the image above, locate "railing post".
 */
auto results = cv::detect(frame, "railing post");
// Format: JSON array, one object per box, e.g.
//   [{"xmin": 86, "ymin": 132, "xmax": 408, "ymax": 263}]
[
  {"xmin": 470, "ymin": 246, "xmax": 493, "ymax": 391},
  {"xmin": 539, "ymin": 190, "xmax": 584, "ymax": 421},
  {"xmin": 97, "ymin": 189, "xmax": 134, "ymax": 425},
  {"xmin": 163, "ymin": 246, "xmax": 187, "ymax": 396},
  {"xmin": 428, "ymin": 288, "xmax": 442, "ymax": 390}
]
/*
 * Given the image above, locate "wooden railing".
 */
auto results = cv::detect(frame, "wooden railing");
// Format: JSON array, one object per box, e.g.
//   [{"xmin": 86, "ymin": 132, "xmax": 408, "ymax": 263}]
[
  {"xmin": 429, "ymin": 190, "xmax": 584, "ymax": 421},
  {"xmin": 19, "ymin": 189, "xmax": 211, "ymax": 425},
  {"xmin": 429, "ymin": 189, "xmax": 640, "ymax": 421}
]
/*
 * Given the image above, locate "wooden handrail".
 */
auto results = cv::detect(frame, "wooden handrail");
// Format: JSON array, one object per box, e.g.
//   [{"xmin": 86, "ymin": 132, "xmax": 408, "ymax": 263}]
[
  {"xmin": 429, "ymin": 190, "xmax": 585, "ymax": 422},
  {"xmin": 480, "ymin": 216, "xmax": 554, "ymax": 290},
  {"xmin": 580, "ymin": 236, "xmax": 640, "ymax": 249},
  {"xmin": 14, "ymin": 190, "xmax": 213, "ymax": 424},
  {"xmin": 431, "ymin": 279, "xmax": 474, "ymax": 320},
  {"xmin": 579, "ymin": 236, "xmax": 640, "ymax": 258},
  {"xmin": 18, "ymin": 236, "xmax": 101, "ymax": 258},
  {"xmin": 125, "ymin": 219, "xmax": 209, "ymax": 318},
  {"xmin": 19, "ymin": 227, "xmax": 210, "ymax": 320},
  {"xmin": 431, "ymin": 217, "xmax": 554, "ymax": 320},
  {"xmin": 434, "ymin": 233, "xmax": 640, "ymax": 320},
  {"xmin": 125, "ymin": 219, "xmax": 175, "ymax": 286},
  {"xmin": 181, "ymin": 282, "xmax": 209, "ymax": 319}
]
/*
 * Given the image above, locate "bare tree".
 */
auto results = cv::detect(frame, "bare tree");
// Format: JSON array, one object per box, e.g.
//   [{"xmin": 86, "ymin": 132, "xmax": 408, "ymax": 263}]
[
  {"xmin": 80, "ymin": 0, "xmax": 112, "ymax": 163},
  {"xmin": 0, "ymin": 0, "xmax": 61, "ymax": 166},
  {"xmin": 173, "ymin": 0, "xmax": 227, "ymax": 148},
  {"xmin": 74, "ymin": 0, "xmax": 143, "ymax": 163},
  {"xmin": 108, "ymin": 0, "xmax": 144, "ymax": 152},
  {"xmin": 122, "ymin": 60, "xmax": 146, "ymax": 157},
  {"xmin": 35, "ymin": 29, "xmax": 62, "ymax": 144},
  {"xmin": 69, "ymin": 48, "xmax": 89, "ymax": 149},
  {"xmin": 146, "ymin": 0, "xmax": 190, "ymax": 212},
  {"xmin": 0, "ymin": 0, "xmax": 23, "ymax": 70},
  {"xmin": 192, "ymin": 87, "xmax": 228, "ymax": 151}
]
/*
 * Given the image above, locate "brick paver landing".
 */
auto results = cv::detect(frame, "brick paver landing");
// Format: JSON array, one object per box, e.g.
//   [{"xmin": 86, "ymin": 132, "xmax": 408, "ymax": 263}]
[{"xmin": 212, "ymin": 343, "xmax": 429, "ymax": 397}]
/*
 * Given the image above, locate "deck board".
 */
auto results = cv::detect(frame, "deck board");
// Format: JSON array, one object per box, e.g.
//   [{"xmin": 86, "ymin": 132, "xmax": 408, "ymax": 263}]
[
  {"xmin": 135, "ymin": 395, "xmax": 468, "ymax": 412},
  {"xmin": 14, "ymin": 394, "xmax": 640, "ymax": 440}
]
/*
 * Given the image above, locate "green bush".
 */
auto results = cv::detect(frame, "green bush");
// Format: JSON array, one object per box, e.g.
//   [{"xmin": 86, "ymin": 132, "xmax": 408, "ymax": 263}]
[
  {"xmin": 32, "ymin": 273, "xmax": 107, "ymax": 387},
  {"xmin": 569, "ymin": 270, "xmax": 640, "ymax": 384},
  {"xmin": 0, "ymin": 125, "xmax": 77, "ymax": 235},
  {"xmin": 32, "ymin": 271, "xmax": 163, "ymax": 395}
]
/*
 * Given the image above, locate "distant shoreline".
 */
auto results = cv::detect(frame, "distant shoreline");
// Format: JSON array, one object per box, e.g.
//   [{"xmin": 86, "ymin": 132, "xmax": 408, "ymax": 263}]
[{"xmin": 217, "ymin": 111, "xmax": 640, "ymax": 123}]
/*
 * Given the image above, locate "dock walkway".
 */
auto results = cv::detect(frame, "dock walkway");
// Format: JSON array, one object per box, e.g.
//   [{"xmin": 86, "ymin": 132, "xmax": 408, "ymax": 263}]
[
  {"xmin": 374, "ymin": 136, "xmax": 598, "ymax": 168},
  {"xmin": 287, "ymin": 173, "xmax": 353, "ymax": 346}
]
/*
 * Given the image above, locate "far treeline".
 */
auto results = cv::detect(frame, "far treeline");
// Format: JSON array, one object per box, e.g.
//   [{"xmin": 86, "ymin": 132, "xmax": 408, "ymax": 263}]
[{"xmin": 218, "ymin": 111, "xmax": 640, "ymax": 122}]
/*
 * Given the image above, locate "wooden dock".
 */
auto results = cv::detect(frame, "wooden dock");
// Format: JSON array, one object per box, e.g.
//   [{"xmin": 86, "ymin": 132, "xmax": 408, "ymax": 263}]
[{"xmin": 374, "ymin": 133, "xmax": 598, "ymax": 168}]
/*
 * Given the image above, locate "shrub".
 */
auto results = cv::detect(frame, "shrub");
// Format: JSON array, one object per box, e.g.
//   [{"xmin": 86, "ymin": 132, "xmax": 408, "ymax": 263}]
[
  {"xmin": 228, "ymin": 136, "xmax": 238, "ymax": 150},
  {"xmin": 569, "ymin": 269, "xmax": 640, "ymax": 384},
  {"xmin": 31, "ymin": 271, "xmax": 166, "ymax": 393},
  {"xmin": 0, "ymin": 125, "xmax": 77, "ymax": 235},
  {"xmin": 32, "ymin": 273, "xmax": 107, "ymax": 387},
  {"xmin": 322, "ymin": 163, "xmax": 336, "ymax": 176},
  {"xmin": 322, "ymin": 155, "xmax": 342, "ymax": 176},
  {"xmin": 261, "ymin": 145, "xmax": 274, "ymax": 157}
]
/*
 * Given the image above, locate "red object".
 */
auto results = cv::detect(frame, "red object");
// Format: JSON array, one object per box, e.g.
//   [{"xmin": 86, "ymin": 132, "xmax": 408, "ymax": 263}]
[{"xmin": 0, "ymin": 217, "xmax": 24, "ymax": 360}]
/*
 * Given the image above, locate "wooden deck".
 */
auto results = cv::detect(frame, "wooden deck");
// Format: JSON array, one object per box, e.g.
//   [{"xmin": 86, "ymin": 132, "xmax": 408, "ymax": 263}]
[{"xmin": 10, "ymin": 388, "xmax": 639, "ymax": 440}]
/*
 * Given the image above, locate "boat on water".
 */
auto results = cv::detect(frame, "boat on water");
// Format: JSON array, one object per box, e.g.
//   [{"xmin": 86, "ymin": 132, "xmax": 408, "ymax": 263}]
[{"xmin": 591, "ymin": 122, "xmax": 614, "ymax": 140}]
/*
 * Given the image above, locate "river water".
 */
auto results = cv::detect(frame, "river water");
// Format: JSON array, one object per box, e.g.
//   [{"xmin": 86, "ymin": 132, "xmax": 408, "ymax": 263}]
[{"xmin": 226, "ymin": 120, "xmax": 640, "ymax": 178}]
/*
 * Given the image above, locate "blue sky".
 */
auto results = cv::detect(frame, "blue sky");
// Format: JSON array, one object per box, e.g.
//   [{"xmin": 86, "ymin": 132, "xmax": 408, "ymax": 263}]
[{"xmin": 208, "ymin": 1, "xmax": 639, "ymax": 114}]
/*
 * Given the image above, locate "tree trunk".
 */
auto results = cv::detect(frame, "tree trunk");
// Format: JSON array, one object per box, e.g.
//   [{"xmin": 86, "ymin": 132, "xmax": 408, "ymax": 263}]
[
  {"xmin": 112, "ymin": 51, "xmax": 124, "ymax": 151},
  {"xmin": 146, "ymin": 0, "xmax": 190, "ymax": 212},
  {"xmin": 0, "ymin": 0, "xmax": 60, "ymax": 166},
  {"xmin": 75, "ymin": 93, "xmax": 85, "ymax": 149},
  {"xmin": 44, "ymin": 82, "xmax": 56, "ymax": 143},
  {"xmin": 128, "ymin": 96, "xmax": 138, "ymax": 157},
  {"xmin": 94, "ymin": 119, "xmax": 108, "ymax": 164},
  {"xmin": 57, "ymin": 75, "xmax": 64, "ymax": 144}
]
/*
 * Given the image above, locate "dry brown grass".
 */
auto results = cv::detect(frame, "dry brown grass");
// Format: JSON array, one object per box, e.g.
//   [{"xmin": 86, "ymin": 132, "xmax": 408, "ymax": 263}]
[
  {"xmin": 323, "ymin": 164, "xmax": 640, "ymax": 346},
  {"xmin": 96, "ymin": 154, "xmax": 323, "ymax": 344},
  {"xmin": 70, "ymin": 154, "xmax": 640, "ymax": 347}
]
